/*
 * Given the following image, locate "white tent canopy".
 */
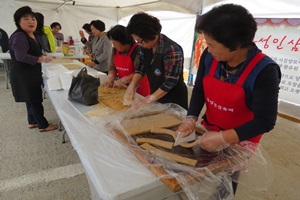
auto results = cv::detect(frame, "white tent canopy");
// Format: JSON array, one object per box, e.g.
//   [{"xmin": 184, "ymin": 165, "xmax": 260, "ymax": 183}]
[
  {"xmin": 1, "ymin": 0, "xmax": 201, "ymax": 68},
  {"xmin": 1, "ymin": 0, "xmax": 300, "ymax": 67},
  {"xmin": 10, "ymin": 0, "xmax": 300, "ymax": 18},
  {"xmin": 13, "ymin": 0, "xmax": 202, "ymax": 18}
]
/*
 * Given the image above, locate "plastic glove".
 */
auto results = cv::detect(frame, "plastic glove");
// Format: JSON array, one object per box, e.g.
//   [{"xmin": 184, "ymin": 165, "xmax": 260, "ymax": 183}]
[
  {"xmin": 104, "ymin": 75, "xmax": 114, "ymax": 88},
  {"xmin": 176, "ymin": 117, "xmax": 196, "ymax": 137},
  {"xmin": 123, "ymin": 83, "xmax": 137, "ymax": 105},
  {"xmin": 79, "ymin": 30, "xmax": 85, "ymax": 38},
  {"xmin": 113, "ymin": 79, "xmax": 128, "ymax": 89},
  {"xmin": 199, "ymin": 131, "xmax": 230, "ymax": 152},
  {"xmin": 132, "ymin": 94, "xmax": 157, "ymax": 108},
  {"xmin": 117, "ymin": 76, "xmax": 131, "ymax": 85},
  {"xmin": 42, "ymin": 56, "xmax": 54, "ymax": 63}
]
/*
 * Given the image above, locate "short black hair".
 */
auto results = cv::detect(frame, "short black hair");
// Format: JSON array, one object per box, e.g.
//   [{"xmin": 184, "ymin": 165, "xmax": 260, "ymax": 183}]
[
  {"xmin": 35, "ymin": 12, "xmax": 44, "ymax": 34},
  {"xmin": 126, "ymin": 12, "xmax": 161, "ymax": 41},
  {"xmin": 82, "ymin": 23, "xmax": 91, "ymax": 32},
  {"xmin": 50, "ymin": 22, "xmax": 62, "ymax": 30},
  {"xmin": 107, "ymin": 25, "xmax": 134, "ymax": 45},
  {"xmin": 195, "ymin": 4, "xmax": 257, "ymax": 51},
  {"xmin": 13, "ymin": 6, "xmax": 35, "ymax": 29},
  {"xmin": 90, "ymin": 20, "xmax": 105, "ymax": 32}
]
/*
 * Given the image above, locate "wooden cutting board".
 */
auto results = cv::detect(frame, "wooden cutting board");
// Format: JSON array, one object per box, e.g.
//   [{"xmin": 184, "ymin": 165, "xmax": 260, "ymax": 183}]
[
  {"xmin": 109, "ymin": 111, "xmax": 246, "ymax": 192},
  {"xmin": 121, "ymin": 112, "xmax": 182, "ymax": 136},
  {"xmin": 110, "ymin": 126, "xmax": 242, "ymax": 192}
]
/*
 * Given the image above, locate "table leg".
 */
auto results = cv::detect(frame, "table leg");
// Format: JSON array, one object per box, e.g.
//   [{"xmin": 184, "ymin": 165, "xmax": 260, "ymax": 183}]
[
  {"xmin": 58, "ymin": 119, "xmax": 67, "ymax": 144},
  {"xmin": 62, "ymin": 131, "xmax": 67, "ymax": 144},
  {"xmin": 3, "ymin": 59, "xmax": 11, "ymax": 89}
]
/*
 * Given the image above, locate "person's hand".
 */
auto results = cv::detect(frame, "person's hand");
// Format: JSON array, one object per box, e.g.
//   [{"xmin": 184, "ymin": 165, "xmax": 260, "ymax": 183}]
[
  {"xmin": 132, "ymin": 94, "xmax": 157, "ymax": 108},
  {"xmin": 123, "ymin": 83, "xmax": 137, "ymax": 105},
  {"xmin": 79, "ymin": 30, "xmax": 85, "ymax": 38},
  {"xmin": 42, "ymin": 56, "xmax": 54, "ymax": 63},
  {"xmin": 199, "ymin": 131, "xmax": 230, "ymax": 152},
  {"xmin": 113, "ymin": 80, "xmax": 127, "ymax": 89},
  {"xmin": 86, "ymin": 60, "xmax": 95, "ymax": 68},
  {"xmin": 176, "ymin": 117, "xmax": 196, "ymax": 137},
  {"xmin": 117, "ymin": 76, "xmax": 131, "ymax": 85},
  {"xmin": 104, "ymin": 75, "xmax": 114, "ymax": 88}
]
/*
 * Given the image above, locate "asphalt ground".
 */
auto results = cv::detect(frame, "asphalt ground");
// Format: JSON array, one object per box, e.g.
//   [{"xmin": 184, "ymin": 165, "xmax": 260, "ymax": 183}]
[{"xmin": 0, "ymin": 69, "xmax": 91, "ymax": 200}]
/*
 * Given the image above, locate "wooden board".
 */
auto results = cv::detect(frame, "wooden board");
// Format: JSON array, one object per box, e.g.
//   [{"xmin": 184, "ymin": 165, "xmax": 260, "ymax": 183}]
[
  {"xmin": 98, "ymin": 95, "xmax": 130, "ymax": 111},
  {"xmin": 121, "ymin": 112, "xmax": 182, "ymax": 136},
  {"xmin": 98, "ymin": 85, "xmax": 126, "ymax": 97},
  {"xmin": 110, "ymin": 127, "xmax": 241, "ymax": 192},
  {"xmin": 63, "ymin": 63, "xmax": 83, "ymax": 70},
  {"xmin": 50, "ymin": 58, "xmax": 73, "ymax": 63},
  {"xmin": 109, "ymin": 112, "xmax": 246, "ymax": 192}
]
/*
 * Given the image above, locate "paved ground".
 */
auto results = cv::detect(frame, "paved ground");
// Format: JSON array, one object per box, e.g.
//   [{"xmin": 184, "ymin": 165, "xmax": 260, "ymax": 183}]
[
  {"xmin": 0, "ymin": 70, "xmax": 91, "ymax": 200},
  {"xmin": 1, "ymin": 68, "xmax": 299, "ymax": 200}
]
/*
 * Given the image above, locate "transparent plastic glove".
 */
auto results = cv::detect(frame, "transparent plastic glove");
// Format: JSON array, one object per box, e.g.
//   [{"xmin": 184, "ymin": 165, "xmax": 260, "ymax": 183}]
[
  {"xmin": 199, "ymin": 131, "xmax": 230, "ymax": 152},
  {"xmin": 132, "ymin": 94, "xmax": 157, "ymax": 108},
  {"xmin": 176, "ymin": 117, "xmax": 196, "ymax": 137},
  {"xmin": 43, "ymin": 56, "xmax": 54, "ymax": 63},
  {"xmin": 117, "ymin": 76, "xmax": 131, "ymax": 85},
  {"xmin": 79, "ymin": 30, "xmax": 85, "ymax": 38},
  {"xmin": 104, "ymin": 75, "xmax": 114, "ymax": 88},
  {"xmin": 123, "ymin": 83, "xmax": 137, "ymax": 105},
  {"xmin": 113, "ymin": 79, "xmax": 128, "ymax": 89}
]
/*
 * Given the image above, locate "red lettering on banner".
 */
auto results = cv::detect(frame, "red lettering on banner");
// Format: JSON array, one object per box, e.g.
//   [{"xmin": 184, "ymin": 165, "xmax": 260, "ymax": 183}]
[
  {"xmin": 273, "ymin": 36, "xmax": 286, "ymax": 49},
  {"xmin": 255, "ymin": 35, "xmax": 272, "ymax": 48},
  {"xmin": 287, "ymin": 39, "xmax": 300, "ymax": 51},
  {"xmin": 255, "ymin": 35, "xmax": 300, "ymax": 51}
]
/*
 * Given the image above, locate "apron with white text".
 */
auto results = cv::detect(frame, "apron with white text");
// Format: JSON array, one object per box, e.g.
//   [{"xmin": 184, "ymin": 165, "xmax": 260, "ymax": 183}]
[
  {"xmin": 114, "ymin": 43, "xmax": 150, "ymax": 96},
  {"xmin": 202, "ymin": 52, "xmax": 265, "ymax": 143}
]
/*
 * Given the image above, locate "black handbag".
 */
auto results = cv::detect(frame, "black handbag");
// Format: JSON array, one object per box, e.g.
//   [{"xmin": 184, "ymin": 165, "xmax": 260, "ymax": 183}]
[{"xmin": 68, "ymin": 67, "xmax": 100, "ymax": 106}]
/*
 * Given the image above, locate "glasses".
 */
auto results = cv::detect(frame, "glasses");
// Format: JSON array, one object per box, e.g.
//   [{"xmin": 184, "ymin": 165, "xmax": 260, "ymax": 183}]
[{"xmin": 135, "ymin": 39, "xmax": 144, "ymax": 44}]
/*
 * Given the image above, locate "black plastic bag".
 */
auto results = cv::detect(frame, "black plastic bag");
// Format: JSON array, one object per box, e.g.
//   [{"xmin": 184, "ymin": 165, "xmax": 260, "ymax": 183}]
[{"xmin": 68, "ymin": 67, "xmax": 100, "ymax": 106}]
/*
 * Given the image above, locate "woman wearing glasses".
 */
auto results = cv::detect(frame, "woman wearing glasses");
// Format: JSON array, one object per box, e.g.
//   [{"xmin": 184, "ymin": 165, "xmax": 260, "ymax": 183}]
[
  {"xmin": 105, "ymin": 25, "xmax": 150, "ymax": 97},
  {"xmin": 125, "ymin": 12, "xmax": 188, "ymax": 109}
]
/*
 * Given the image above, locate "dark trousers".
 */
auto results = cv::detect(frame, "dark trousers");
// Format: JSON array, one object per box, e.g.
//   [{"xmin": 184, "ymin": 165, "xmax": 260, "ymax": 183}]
[{"xmin": 26, "ymin": 102, "xmax": 49, "ymax": 129}]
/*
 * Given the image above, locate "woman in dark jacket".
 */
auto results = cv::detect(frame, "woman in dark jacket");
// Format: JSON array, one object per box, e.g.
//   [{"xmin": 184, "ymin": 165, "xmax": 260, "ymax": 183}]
[{"xmin": 9, "ymin": 6, "xmax": 57, "ymax": 132}]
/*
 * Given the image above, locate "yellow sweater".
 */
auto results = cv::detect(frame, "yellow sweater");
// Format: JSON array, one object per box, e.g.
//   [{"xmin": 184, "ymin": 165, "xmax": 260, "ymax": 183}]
[{"xmin": 43, "ymin": 26, "xmax": 56, "ymax": 53}]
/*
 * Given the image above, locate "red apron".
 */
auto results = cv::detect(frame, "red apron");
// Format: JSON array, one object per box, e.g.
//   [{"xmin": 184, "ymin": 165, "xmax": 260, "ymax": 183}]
[
  {"xmin": 201, "ymin": 53, "xmax": 265, "ymax": 143},
  {"xmin": 114, "ymin": 43, "xmax": 150, "ymax": 97}
]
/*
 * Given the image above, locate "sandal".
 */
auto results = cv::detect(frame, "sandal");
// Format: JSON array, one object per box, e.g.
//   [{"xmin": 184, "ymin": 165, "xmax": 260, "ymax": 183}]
[
  {"xmin": 39, "ymin": 124, "xmax": 58, "ymax": 132},
  {"xmin": 28, "ymin": 124, "xmax": 38, "ymax": 129}
]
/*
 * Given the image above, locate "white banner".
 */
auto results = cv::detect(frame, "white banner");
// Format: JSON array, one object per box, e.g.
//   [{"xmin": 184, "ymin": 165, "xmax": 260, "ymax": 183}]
[{"xmin": 254, "ymin": 20, "xmax": 300, "ymax": 118}]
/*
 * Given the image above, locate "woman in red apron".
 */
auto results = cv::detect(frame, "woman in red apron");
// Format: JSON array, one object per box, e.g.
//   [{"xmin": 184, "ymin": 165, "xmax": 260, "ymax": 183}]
[
  {"xmin": 105, "ymin": 25, "xmax": 150, "ymax": 97},
  {"xmin": 177, "ymin": 4, "xmax": 281, "ymax": 196}
]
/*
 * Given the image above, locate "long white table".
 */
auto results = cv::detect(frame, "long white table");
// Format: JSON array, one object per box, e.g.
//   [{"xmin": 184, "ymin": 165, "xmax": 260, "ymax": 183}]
[
  {"xmin": 43, "ymin": 63, "xmax": 180, "ymax": 200},
  {"xmin": 0, "ymin": 52, "xmax": 89, "ymax": 89}
]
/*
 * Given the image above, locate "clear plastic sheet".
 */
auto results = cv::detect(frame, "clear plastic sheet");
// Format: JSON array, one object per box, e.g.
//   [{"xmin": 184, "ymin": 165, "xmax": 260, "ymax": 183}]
[
  {"xmin": 44, "ymin": 81, "xmax": 273, "ymax": 199},
  {"xmin": 106, "ymin": 103, "xmax": 274, "ymax": 199}
]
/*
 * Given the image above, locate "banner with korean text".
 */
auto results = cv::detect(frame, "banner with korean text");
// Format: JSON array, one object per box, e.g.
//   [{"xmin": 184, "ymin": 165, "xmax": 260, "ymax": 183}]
[{"xmin": 254, "ymin": 18, "xmax": 300, "ymax": 120}]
